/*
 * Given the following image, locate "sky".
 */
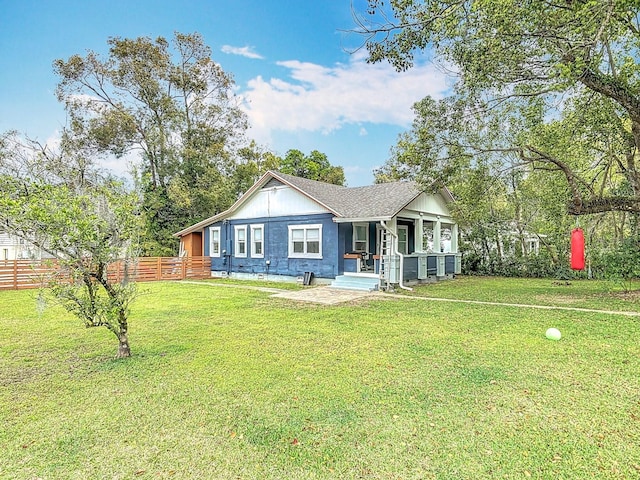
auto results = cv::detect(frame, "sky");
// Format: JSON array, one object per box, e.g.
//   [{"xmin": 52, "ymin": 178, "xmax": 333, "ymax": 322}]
[{"xmin": 0, "ymin": 0, "xmax": 450, "ymax": 186}]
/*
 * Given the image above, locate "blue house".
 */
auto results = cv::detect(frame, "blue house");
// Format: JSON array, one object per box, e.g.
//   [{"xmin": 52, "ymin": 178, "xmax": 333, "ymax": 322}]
[{"xmin": 175, "ymin": 171, "xmax": 461, "ymax": 289}]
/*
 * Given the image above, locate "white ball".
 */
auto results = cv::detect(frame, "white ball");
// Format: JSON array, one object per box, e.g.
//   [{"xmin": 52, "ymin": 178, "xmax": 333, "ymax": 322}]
[{"xmin": 545, "ymin": 328, "xmax": 561, "ymax": 341}]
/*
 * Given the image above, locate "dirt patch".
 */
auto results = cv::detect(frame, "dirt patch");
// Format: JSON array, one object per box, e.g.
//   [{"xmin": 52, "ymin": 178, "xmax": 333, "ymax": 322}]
[
  {"xmin": 533, "ymin": 294, "xmax": 583, "ymax": 305},
  {"xmin": 610, "ymin": 290, "xmax": 640, "ymax": 301}
]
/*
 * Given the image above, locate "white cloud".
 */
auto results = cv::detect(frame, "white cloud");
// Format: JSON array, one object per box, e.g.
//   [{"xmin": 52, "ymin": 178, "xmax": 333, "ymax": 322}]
[
  {"xmin": 241, "ymin": 53, "xmax": 450, "ymax": 144},
  {"xmin": 45, "ymin": 130, "xmax": 62, "ymax": 151},
  {"xmin": 221, "ymin": 45, "xmax": 264, "ymax": 60}
]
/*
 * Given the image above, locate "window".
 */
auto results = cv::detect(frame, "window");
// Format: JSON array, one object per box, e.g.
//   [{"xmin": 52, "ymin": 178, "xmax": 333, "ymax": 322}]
[
  {"xmin": 288, "ymin": 224, "xmax": 322, "ymax": 259},
  {"xmin": 251, "ymin": 224, "xmax": 264, "ymax": 258},
  {"xmin": 397, "ymin": 226, "xmax": 409, "ymax": 255},
  {"xmin": 353, "ymin": 223, "xmax": 369, "ymax": 252},
  {"xmin": 422, "ymin": 222, "xmax": 434, "ymax": 252},
  {"xmin": 441, "ymin": 227, "xmax": 451, "ymax": 253},
  {"xmin": 234, "ymin": 225, "xmax": 247, "ymax": 258},
  {"xmin": 209, "ymin": 227, "xmax": 221, "ymax": 257}
]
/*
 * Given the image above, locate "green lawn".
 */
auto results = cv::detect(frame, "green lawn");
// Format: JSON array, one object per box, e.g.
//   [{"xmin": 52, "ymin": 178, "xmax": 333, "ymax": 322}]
[
  {"xmin": 1, "ymin": 279, "xmax": 639, "ymax": 479},
  {"xmin": 404, "ymin": 276, "xmax": 640, "ymax": 312}
]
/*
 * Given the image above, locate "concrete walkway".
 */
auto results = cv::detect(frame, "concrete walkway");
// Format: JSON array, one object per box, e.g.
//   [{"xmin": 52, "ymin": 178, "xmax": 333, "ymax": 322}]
[
  {"xmin": 180, "ymin": 281, "xmax": 640, "ymax": 316},
  {"xmin": 181, "ymin": 281, "xmax": 378, "ymax": 305},
  {"xmin": 271, "ymin": 287, "xmax": 380, "ymax": 305}
]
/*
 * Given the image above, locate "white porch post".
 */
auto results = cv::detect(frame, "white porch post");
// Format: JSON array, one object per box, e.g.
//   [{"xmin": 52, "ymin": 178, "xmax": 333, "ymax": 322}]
[
  {"xmin": 451, "ymin": 223, "xmax": 459, "ymax": 253},
  {"xmin": 417, "ymin": 217, "xmax": 424, "ymax": 252},
  {"xmin": 434, "ymin": 217, "xmax": 442, "ymax": 253}
]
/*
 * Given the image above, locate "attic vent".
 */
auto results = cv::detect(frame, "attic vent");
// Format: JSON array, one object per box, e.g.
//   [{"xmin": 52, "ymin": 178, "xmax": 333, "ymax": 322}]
[{"xmin": 263, "ymin": 178, "xmax": 285, "ymax": 189}]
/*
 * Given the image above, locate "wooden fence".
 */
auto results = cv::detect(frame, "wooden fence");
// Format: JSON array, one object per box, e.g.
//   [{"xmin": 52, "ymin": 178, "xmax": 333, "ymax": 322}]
[{"xmin": 0, "ymin": 257, "xmax": 211, "ymax": 291}]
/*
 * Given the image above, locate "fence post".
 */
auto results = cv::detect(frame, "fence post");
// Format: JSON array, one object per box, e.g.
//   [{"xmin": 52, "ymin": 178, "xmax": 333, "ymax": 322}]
[{"xmin": 13, "ymin": 260, "xmax": 18, "ymax": 290}]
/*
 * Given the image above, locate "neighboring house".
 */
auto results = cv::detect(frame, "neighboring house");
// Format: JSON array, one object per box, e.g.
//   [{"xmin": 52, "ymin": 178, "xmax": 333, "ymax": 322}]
[
  {"xmin": 0, "ymin": 230, "xmax": 54, "ymax": 261},
  {"xmin": 175, "ymin": 171, "xmax": 461, "ymax": 289},
  {"xmin": 465, "ymin": 225, "xmax": 547, "ymax": 259}
]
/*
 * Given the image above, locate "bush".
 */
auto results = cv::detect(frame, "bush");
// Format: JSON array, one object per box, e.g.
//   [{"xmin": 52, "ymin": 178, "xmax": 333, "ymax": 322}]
[
  {"xmin": 461, "ymin": 250, "xmax": 560, "ymax": 278},
  {"xmin": 591, "ymin": 237, "xmax": 640, "ymax": 291}
]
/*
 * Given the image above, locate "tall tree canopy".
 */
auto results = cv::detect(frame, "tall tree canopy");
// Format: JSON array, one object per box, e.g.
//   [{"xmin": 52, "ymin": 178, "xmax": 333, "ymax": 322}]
[
  {"xmin": 54, "ymin": 32, "xmax": 248, "ymax": 254},
  {"xmin": 357, "ymin": 0, "xmax": 640, "ymax": 218}
]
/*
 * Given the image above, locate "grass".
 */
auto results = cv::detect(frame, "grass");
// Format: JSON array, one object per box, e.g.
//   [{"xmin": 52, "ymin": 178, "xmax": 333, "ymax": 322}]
[
  {"xmin": 404, "ymin": 275, "xmax": 640, "ymax": 312},
  {"xmin": 197, "ymin": 277, "xmax": 306, "ymax": 290},
  {"xmin": 1, "ymin": 278, "xmax": 639, "ymax": 479}
]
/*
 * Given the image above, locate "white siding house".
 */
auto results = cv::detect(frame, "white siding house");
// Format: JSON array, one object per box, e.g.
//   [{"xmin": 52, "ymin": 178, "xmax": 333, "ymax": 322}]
[{"xmin": 0, "ymin": 231, "xmax": 54, "ymax": 260}]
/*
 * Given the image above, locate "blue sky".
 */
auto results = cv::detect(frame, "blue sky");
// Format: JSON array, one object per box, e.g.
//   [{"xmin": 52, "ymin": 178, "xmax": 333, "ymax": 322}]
[{"xmin": 0, "ymin": 0, "xmax": 449, "ymax": 186}]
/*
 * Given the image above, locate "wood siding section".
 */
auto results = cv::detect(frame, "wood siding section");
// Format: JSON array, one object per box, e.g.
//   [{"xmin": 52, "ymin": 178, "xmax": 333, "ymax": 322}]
[
  {"xmin": 181, "ymin": 232, "xmax": 203, "ymax": 257},
  {"xmin": 0, "ymin": 257, "xmax": 211, "ymax": 291}
]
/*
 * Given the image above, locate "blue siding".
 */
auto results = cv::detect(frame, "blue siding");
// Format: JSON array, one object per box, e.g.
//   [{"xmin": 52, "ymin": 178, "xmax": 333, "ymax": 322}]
[
  {"xmin": 337, "ymin": 223, "xmax": 350, "ymax": 274},
  {"xmin": 343, "ymin": 258, "xmax": 358, "ymax": 273},
  {"xmin": 203, "ymin": 213, "xmax": 339, "ymax": 279},
  {"xmin": 404, "ymin": 256, "xmax": 418, "ymax": 281},
  {"xmin": 427, "ymin": 256, "xmax": 437, "ymax": 275},
  {"xmin": 368, "ymin": 223, "xmax": 377, "ymax": 253},
  {"xmin": 341, "ymin": 223, "xmax": 353, "ymax": 252},
  {"xmin": 445, "ymin": 255, "xmax": 456, "ymax": 274}
]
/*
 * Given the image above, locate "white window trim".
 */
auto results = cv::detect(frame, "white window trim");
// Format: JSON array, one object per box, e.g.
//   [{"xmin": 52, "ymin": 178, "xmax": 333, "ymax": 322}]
[
  {"xmin": 234, "ymin": 225, "xmax": 247, "ymax": 258},
  {"xmin": 209, "ymin": 226, "xmax": 221, "ymax": 258},
  {"xmin": 352, "ymin": 223, "xmax": 369, "ymax": 252},
  {"xmin": 250, "ymin": 224, "xmax": 264, "ymax": 258},
  {"xmin": 288, "ymin": 224, "xmax": 323, "ymax": 259},
  {"xmin": 398, "ymin": 225, "xmax": 409, "ymax": 255}
]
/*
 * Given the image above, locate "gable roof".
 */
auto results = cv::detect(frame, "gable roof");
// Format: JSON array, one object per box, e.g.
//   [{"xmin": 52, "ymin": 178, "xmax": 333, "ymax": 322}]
[{"xmin": 175, "ymin": 171, "xmax": 453, "ymax": 236}]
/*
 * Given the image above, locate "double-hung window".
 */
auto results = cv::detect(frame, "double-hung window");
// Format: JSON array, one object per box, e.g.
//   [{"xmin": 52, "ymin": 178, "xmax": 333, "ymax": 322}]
[
  {"xmin": 251, "ymin": 224, "xmax": 264, "ymax": 258},
  {"xmin": 288, "ymin": 224, "xmax": 322, "ymax": 259},
  {"xmin": 422, "ymin": 222, "xmax": 434, "ymax": 253},
  {"xmin": 234, "ymin": 225, "xmax": 247, "ymax": 258},
  {"xmin": 353, "ymin": 223, "xmax": 368, "ymax": 252},
  {"xmin": 397, "ymin": 226, "xmax": 409, "ymax": 255},
  {"xmin": 209, "ymin": 226, "xmax": 221, "ymax": 257}
]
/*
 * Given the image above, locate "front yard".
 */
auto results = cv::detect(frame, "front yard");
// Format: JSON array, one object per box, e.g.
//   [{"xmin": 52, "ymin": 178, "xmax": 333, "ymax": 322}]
[{"xmin": 1, "ymin": 278, "xmax": 639, "ymax": 479}]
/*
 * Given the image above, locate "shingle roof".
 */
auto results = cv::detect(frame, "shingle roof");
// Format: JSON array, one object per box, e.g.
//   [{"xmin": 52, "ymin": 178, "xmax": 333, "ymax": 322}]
[
  {"xmin": 274, "ymin": 171, "xmax": 423, "ymax": 219},
  {"xmin": 176, "ymin": 170, "xmax": 449, "ymax": 236}
]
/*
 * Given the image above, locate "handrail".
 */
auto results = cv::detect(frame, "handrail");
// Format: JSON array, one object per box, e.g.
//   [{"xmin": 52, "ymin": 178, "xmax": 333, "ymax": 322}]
[{"xmin": 380, "ymin": 220, "xmax": 412, "ymax": 291}]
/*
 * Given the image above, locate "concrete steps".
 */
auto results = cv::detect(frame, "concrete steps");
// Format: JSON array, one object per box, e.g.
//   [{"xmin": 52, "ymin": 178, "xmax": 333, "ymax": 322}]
[{"xmin": 330, "ymin": 274, "xmax": 379, "ymax": 292}]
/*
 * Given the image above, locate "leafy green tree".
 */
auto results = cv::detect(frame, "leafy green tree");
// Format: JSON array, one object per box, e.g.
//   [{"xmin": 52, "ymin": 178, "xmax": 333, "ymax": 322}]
[
  {"xmin": 356, "ymin": 0, "xmax": 640, "ymax": 216},
  {"xmin": 0, "ymin": 132, "xmax": 141, "ymax": 358},
  {"xmin": 278, "ymin": 149, "xmax": 346, "ymax": 185},
  {"xmin": 54, "ymin": 32, "xmax": 248, "ymax": 254}
]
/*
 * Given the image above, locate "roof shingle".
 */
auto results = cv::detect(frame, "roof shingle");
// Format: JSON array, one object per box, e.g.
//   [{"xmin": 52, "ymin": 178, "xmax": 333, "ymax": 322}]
[{"xmin": 273, "ymin": 171, "xmax": 422, "ymax": 219}]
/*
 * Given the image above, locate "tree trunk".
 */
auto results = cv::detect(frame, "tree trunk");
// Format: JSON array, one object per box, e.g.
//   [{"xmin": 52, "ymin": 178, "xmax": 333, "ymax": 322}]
[{"xmin": 117, "ymin": 332, "xmax": 131, "ymax": 358}]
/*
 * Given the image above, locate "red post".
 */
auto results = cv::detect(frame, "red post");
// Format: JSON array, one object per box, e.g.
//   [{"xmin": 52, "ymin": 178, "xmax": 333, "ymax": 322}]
[{"xmin": 570, "ymin": 228, "xmax": 585, "ymax": 270}]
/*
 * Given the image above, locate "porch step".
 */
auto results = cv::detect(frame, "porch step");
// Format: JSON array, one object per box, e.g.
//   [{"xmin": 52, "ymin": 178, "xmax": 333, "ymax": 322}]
[{"xmin": 330, "ymin": 275, "xmax": 379, "ymax": 292}]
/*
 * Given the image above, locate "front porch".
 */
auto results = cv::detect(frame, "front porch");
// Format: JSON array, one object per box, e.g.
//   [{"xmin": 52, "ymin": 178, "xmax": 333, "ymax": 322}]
[
  {"xmin": 341, "ymin": 251, "xmax": 462, "ymax": 284},
  {"xmin": 337, "ymin": 215, "xmax": 462, "ymax": 289}
]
